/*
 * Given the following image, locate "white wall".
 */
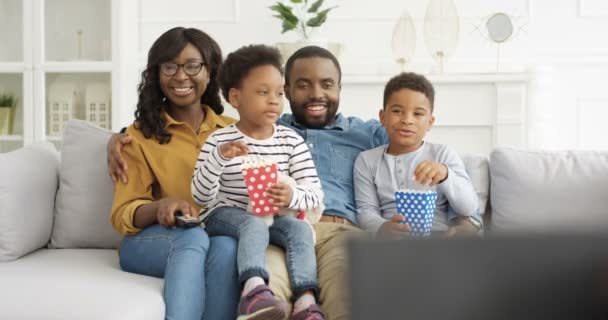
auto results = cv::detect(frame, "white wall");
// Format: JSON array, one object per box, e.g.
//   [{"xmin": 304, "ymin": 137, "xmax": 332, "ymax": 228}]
[{"xmin": 124, "ymin": 0, "xmax": 608, "ymax": 150}]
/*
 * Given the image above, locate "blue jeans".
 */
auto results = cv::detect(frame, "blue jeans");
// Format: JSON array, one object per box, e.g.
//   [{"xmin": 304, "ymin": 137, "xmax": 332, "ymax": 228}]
[
  {"xmin": 205, "ymin": 206, "xmax": 319, "ymax": 300},
  {"xmin": 119, "ymin": 224, "xmax": 239, "ymax": 320}
]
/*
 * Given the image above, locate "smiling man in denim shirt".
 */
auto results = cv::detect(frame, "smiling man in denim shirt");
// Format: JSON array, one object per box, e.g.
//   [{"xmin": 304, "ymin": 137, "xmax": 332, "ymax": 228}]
[
  {"xmin": 271, "ymin": 46, "xmax": 386, "ymax": 320},
  {"xmin": 279, "ymin": 50, "xmax": 388, "ymax": 227}
]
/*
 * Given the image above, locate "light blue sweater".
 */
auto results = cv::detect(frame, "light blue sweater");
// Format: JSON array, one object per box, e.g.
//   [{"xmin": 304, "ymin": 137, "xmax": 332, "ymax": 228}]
[{"xmin": 353, "ymin": 142, "xmax": 481, "ymax": 233}]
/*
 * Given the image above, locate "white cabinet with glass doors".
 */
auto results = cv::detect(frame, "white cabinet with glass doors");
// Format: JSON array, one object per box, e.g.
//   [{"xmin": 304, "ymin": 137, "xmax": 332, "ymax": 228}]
[{"xmin": 0, "ymin": 0, "xmax": 137, "ymax": 152}]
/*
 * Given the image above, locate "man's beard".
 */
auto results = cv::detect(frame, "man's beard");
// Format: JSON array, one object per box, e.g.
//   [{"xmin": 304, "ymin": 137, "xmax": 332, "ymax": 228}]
[{"xmin": 291, "ymin": 100, "xmax": 339, "ymax": 129}]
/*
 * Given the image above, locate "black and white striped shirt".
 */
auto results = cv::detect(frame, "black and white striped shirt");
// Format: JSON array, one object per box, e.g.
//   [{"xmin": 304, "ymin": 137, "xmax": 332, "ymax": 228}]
[{"xmin": 192, "ymin": 124, "xmax": 323, "ymax": 217}]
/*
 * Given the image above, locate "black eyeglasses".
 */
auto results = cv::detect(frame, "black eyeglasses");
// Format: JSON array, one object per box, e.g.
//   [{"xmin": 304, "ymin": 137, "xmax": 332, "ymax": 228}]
[{"xmin": 159, "ymin": 62, "xmax": 206, "ymax": 76}]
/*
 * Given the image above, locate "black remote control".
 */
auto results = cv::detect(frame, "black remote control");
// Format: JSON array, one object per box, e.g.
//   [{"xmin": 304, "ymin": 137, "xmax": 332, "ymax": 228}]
[{"xmin": 175, "ymin": 211, "xmax": 201, "ymax": 228}]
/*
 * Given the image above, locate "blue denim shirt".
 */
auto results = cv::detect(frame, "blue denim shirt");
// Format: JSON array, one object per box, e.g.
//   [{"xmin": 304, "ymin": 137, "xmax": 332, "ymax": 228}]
[{"xmin": 278, "ymin": 113, "xmax": 388, "ymax": 225}]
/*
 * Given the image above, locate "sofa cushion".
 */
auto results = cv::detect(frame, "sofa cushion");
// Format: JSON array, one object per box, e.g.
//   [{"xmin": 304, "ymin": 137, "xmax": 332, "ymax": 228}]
[
  {"xmin": 0, "ymin": 142, "xmax": 59, "ymax": 262},
  {"xmin": 461, "ymin": 154, "xmax": 490, "ymax": 215},
  {"xmin": 51, "ymin": 119, "xmax": 121, "ymax": 248},
  {"xmin": 0, "ymin": 249, "xmax": 164, "ymax": 319},
  {"xmin": 490, "ymin": 148, "xmax": 608, "ymax": 232}
]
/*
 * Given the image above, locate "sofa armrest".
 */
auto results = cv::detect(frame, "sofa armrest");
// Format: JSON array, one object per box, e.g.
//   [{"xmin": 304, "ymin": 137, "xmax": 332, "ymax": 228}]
[{"xmin": 0, "ymin": 142, "xmax": 60, "ymax": 261}]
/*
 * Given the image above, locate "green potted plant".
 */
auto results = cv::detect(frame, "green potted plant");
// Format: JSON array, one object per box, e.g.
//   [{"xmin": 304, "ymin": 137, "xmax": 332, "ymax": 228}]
[
  {"xmin": 270, "ymin": 0, "xmax": 337, "ymax": 39},
  {"xmin": 270, "ymin": 0, "xmax": 342, "ymax": 60},
  {"xmin": 0, "ymin": 93, "xmax": 17, "ymax": 135}
]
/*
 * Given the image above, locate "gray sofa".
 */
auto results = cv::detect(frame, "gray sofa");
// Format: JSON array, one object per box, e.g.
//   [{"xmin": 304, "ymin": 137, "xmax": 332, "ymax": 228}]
[{"xmin": 1, "ymin": 119, "xmax": 608, "ymax": 319}]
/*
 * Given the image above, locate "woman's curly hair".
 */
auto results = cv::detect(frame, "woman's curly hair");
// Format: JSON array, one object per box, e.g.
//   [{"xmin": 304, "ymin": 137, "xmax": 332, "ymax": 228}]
[{"xmin": 135, "ymin": 27, "xmax": 223, "ymax": 144}]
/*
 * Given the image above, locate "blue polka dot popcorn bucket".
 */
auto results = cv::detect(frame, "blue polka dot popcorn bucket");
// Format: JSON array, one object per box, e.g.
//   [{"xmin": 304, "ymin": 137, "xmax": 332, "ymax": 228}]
[{"xmin": 395, "ymin": 189, "xmax": 438, "ymax": 237}]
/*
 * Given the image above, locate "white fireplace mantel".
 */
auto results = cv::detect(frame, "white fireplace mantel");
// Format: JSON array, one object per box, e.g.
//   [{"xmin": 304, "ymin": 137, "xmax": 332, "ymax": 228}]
[{"xmin": 339, "ymin": 73, "xmax": 529, "ymax": 155}]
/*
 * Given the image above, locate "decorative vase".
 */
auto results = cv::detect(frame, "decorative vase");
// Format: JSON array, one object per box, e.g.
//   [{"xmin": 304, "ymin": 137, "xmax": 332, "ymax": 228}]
[
  {"xmin": 0, "ymin": 107, "xmax": 15, "ymax": 135},
  {"xmin": 423, "ymin": 0, "xmax": 460, "ymax": 73},
  {"xmin": 391, "ymin": 10, "xmax": 417, "ymax": 71},
  {"xmin": 276, "ymin": 40, "xmax": 343, "ymax": 63}
]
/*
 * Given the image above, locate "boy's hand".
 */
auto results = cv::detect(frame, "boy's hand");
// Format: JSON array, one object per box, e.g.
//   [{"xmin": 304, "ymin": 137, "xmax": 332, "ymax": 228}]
[
  {"xmin": 156, "ymin": 197, "xmax": 199, "ymax": 228},
  {"xmin": 219, "ymin": 141, "xmax": 249, "ymax": 159},
  {"xmin": 265, "ymin": 182, "xmax": 293, "ymax": 208},
  {"xmin": 107, "ymin": 133, "xmax": 133, "ymax": 185},
  {"xmin": 414, "ymin": 160, "xmax": 448, "ymax": 187},
  {"xmin": 377, "ymin": 214, "xmax": 411, "ymax": 239}
]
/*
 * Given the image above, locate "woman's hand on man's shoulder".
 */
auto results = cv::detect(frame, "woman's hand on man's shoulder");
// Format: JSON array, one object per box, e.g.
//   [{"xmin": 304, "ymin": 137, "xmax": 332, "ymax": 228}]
[{"xmin": 107, "ymin": 132, "xmax": 133, "ymax": 184}]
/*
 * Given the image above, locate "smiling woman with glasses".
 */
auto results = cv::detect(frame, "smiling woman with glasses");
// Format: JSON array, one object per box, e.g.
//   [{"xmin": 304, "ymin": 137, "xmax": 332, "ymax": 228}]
[{"xmin": 108, "ymin": 27, "xmax": 240, "ymax": 320}]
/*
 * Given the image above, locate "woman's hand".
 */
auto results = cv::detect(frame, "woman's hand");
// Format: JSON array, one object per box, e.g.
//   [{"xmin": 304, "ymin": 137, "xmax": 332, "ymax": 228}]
[
  {"xmin": 266, "ymin": 182, "xmax": 294, "ymax": 208},
  {"xmin": 107, "ymin": 133, "xmax": 133, "ymax": 184},
  {"xmin": 156, "ymin": 197, "xmax": 199, "ymax": 228},
  {"xmin": 219, "ymin": 141, "xmax": 249, "ymax": 159}
]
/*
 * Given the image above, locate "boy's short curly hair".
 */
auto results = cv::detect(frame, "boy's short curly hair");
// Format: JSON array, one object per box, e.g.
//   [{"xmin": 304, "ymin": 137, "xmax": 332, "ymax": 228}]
[
  {"xmin": 383, "ymin": 72, "xmax": 435, "ymax": 112},
  {"xmin": 218, "ymin": 44, "xmax": 283, "ymax": 101}
]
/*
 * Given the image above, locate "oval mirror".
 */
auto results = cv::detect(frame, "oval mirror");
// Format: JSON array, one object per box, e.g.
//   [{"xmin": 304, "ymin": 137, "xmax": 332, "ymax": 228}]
[{"xmin": 486, "ymin": 13, "xmax": 513, "ymax": 43}]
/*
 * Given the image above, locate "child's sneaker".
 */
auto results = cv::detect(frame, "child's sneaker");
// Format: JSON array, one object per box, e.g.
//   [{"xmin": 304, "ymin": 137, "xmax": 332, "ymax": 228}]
[
  {"xmin": 291, "ymin": 303, "xmax": 325, "ymax": 320},
  {"xmin": 237, "ymin": 284, "xmax": 288, "ymax": 320}
]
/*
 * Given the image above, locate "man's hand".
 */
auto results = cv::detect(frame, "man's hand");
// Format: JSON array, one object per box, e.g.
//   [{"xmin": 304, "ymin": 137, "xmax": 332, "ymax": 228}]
[
  {"xmin": 414, "ymin": 160, "xmax": 448, "ymax": 187},
  {"xmin": 377, "ymin": 214, "xmax": 411, "ymax": 239},
  {"xmin": 266, "ymin": 182, "xmax": 294, "ymax": 208},
  {"xmin": 156, "ymin": 197, "xmax": 199, "ymax": 228},
  {"xmin": 444, "ymin": 217, "xmax": 480, "ymax": 238},
  {"xmin": 107, "ymin": 133, "xmax": 133, "ymax": 184},
  {"xmin": 219, "ymin": 141, "xmax": 249, "ymax": 159}
]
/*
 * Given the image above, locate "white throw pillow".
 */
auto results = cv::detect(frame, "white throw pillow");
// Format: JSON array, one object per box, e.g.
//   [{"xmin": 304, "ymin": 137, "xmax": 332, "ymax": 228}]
[
  {"xmin": 0, "ymin": 142, "xmax": 59, "ymax": 261},
  {"xmin": 490, "ymin": 147, "xmax": 608, "ymax": 233},
  {"xmin": 51, "ymin": 119, "xmax": 121, "ymax": 248}
]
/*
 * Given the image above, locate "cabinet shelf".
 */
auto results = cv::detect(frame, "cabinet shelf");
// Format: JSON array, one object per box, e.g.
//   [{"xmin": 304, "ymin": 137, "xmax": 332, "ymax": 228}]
[
  {"xmin": 42, "ymin": 61, "xmax": 113, "ymax": 73},
  {"xmin": 0, "ymin": 63, "xmax": 27, "ymax": 73},
  {"xmin": 0, "ymin": 135, "xmax": 24, "ymax": 141}
]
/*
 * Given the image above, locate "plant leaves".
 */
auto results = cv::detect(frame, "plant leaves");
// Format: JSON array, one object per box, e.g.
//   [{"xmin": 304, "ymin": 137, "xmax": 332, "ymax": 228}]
[
  {"xmin": 307, "ymin": 0, "xmax": 324, "ymax": 13},
  {"xmin": 306, "ymin": 7, "xmax": 336, "ymax": 27},
  {"xmin": 282, "ymin": 19, "xmax": 298, "ymax": 33},
  {"xmin": 289, "ymin": 0, "xmax": 303, "ymax": 3},
  {"xmin": 269, "ymin": 3, "xmax": 292, "ymax": 15},
  {"xmin": 269, "ymin": 3, "xmax": 299, "ymax": 25},
  {"xmin": 0, "ymin": 93, "xmax": 17, "ymax": 107}
]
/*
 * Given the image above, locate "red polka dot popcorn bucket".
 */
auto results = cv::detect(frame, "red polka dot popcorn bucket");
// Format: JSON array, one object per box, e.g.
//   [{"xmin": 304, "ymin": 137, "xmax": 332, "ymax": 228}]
[
  {"xmin": 394, "ymin": 189, "xmax": 438, "ymax": 237},
  {"xmin": 241, "ymin": 157, "xmax": 280, "ymax": 217}
]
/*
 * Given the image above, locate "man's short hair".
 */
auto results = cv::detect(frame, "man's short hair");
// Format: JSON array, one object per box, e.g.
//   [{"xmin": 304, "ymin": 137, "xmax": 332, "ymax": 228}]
[{"xmin": 284, "ymin": 46, "xmax": 342, "ymax": 85}]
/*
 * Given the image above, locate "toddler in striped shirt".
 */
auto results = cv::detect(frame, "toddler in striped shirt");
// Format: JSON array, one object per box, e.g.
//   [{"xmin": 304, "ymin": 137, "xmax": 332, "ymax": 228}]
[{"xmin": 192, "ymin": 44, "xmax": 325, "ymax": 320}]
